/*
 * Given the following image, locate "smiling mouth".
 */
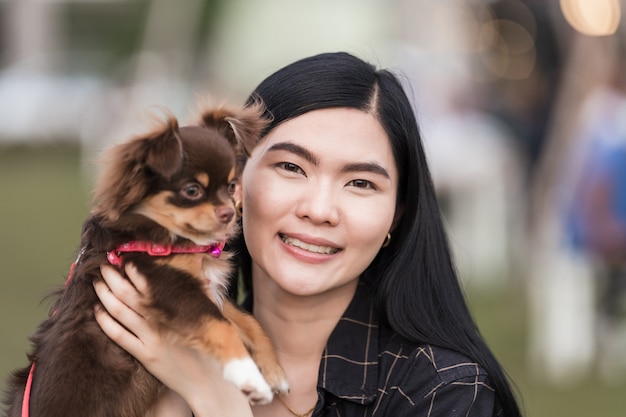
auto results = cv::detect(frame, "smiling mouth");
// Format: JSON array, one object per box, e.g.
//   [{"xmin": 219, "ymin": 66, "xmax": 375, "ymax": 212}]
[{"xmin": 280, "ymin": 234, "xmax": 340, "ymax": 255}]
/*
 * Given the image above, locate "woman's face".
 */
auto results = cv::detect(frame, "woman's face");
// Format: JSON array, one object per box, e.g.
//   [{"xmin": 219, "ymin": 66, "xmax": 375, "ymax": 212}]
[{"xmin": 240, "ymin": 107, "xmax": 399, "ymax": 297}]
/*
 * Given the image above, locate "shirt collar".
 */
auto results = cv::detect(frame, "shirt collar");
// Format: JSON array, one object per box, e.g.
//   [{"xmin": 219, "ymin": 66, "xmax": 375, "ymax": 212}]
[{"xmin": 317, "ymin": 283, "xmax": 379, "ymax": 405}]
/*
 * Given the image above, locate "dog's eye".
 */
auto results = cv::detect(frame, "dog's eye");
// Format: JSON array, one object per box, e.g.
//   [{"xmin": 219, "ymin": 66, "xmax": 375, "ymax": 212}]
[
  {"xmin": 180, "ymin": 183, "xmax": 205, "ymax": 201},
  {"xmin": 227, "ymin": 180, "xmax": 237, "ymax": 196}
]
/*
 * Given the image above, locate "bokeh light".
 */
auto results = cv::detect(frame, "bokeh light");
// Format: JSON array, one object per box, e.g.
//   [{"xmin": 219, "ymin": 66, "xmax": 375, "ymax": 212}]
[{"xmin": 561, "ymin": 0, "xmax": 622, "ymax": 36}]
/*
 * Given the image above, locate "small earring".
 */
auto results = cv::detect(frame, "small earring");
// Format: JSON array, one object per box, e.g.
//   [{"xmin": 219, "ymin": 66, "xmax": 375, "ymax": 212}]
[
  {"xmin": 235, "ymin": 201, "xmax": 243, "ymax": 217},
  {"xmin": 382, "ymin": 232, "xmax": 391, "ymax": 248}
]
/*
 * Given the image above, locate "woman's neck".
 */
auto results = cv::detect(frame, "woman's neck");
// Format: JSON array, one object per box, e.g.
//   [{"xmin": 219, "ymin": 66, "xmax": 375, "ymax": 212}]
[{"xmin": 251, "ymin": 275, "xmax": 358, "ymax": 359}]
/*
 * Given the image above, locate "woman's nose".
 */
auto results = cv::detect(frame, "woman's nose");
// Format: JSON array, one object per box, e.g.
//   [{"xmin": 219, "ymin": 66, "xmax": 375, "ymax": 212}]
[{"xmin": 295, "ymin": 181, "xmax": 339, "ymax": 225}]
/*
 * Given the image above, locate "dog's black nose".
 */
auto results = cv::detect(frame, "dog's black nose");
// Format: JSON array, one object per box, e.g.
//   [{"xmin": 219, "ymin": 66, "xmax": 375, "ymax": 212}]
[{"xmin": 216, "ymin": 206, "xmax": 235, "ymax": 224}]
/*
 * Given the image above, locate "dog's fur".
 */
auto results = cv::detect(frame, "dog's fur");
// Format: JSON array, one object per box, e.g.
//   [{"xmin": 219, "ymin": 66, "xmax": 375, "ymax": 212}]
[{"xmin": 3, "ymin": 103, "xmax": 288, "ymax": 417}]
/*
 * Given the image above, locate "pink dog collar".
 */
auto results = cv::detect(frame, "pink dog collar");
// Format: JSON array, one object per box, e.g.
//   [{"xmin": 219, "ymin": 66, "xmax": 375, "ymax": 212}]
[{"xmin": 106, "ymin": 241, "xmax": 226, "ymax": 266}]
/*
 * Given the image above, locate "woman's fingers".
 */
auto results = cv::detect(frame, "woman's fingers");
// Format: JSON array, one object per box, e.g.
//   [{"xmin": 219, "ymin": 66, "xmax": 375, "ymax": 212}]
[
  {"xmin": 95, "ymin": 265, "xmax": 166, "ymax": 363},
  {"xmin": 100, "ymin": 264, "xmax": 146, "ymax": 316},
  {"xmin": 93, "ymin": 280, "xmax": 145, "ymax": 357},
  {"xmin": 124, "ymin": 262, "xmax": 150, "ymax": 296}
]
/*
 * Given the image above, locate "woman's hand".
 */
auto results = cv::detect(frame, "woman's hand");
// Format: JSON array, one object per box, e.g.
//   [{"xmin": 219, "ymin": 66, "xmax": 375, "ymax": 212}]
[
  {"xmin": 149, "ymin": 389, "xmax": 192, "ymax": 417},
  {"xmin": 93, "ymin": 264, "xmax": 253, "ymax": 417}
]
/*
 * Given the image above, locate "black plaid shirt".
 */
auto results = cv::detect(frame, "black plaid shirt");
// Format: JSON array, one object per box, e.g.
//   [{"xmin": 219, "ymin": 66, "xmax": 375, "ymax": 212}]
[{"xmin": 311, "ymin": 283, "xmax": 503, "ymax": 417}]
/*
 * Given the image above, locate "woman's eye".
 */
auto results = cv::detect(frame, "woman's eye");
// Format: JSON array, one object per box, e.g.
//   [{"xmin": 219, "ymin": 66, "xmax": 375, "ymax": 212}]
[
  {"xmin": 348, "ymin": 179, "xmax": 376, "ymax": 190},
  {"xmin": 180, "ymin": 183, "xmax": 205, "ymax": 200},
  {"xmin": 277, "ymin": 162, "xmax": 305, "ymax": 175}
]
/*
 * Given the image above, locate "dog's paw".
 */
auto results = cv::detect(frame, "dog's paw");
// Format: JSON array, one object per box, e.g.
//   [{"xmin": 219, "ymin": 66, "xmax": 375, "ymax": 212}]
[
  {"xmin": 223, "ymin": 358, "xmax": 274, "ymax": 405},
  {"xmin": 260, "ymin": 365, "xmax": 290, "ymax": 395}
]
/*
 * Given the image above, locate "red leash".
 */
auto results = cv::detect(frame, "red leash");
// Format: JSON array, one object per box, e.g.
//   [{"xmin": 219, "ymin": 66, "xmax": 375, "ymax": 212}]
[
  {"xmin": 21, "ymin": 241, "xmax": 224, "ymax": 416},
  {"xmin": 21, "ymin": 363, "xmax": 35, "ymax": 417}
]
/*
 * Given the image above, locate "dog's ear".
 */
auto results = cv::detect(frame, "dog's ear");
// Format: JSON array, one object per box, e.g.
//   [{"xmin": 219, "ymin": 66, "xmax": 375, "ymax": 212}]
[
  {"xmin": 143, "ymin": 120, "xmax": 184, "ymax": 179},
  {"xmin": 199, "ymin": 101, "xmax": 269, "ymax": 157},
  {"xmin": 91, "ymin": 115, "xmax": 183, "ymax": 222}
]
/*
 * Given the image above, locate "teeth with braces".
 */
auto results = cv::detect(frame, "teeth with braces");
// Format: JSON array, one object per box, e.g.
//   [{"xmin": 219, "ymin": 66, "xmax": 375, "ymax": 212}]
[{"xmin": 280, "ymin": 235, "xmax": 338, "ymax": 254}]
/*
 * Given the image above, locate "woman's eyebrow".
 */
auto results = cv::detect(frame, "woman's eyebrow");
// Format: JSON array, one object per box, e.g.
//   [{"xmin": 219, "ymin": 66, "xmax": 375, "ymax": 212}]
[
  {"xmin": 267, "ymin": 142, "xmax": 319, "ymax": 165},
  {"xmin": 341, "ymin": 162, "xmax": 390, "ymax": 179},
  {"xmin": 266, "ymin": 142, "xmax": 390, "ymax": 178}
]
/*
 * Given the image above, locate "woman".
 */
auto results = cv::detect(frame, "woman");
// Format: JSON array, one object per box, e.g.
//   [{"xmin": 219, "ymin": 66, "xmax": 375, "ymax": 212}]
[{"xmin": 94, "ymin": 52, "xmax": 522, "ymax": 417}]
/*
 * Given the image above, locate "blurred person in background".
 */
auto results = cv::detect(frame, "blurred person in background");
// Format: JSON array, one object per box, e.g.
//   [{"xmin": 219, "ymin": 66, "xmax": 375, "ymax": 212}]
[
  {"xmin": 565, "ymin": 48, "xmax": 626, "ymax": 382},
  {"xmin": 93, "ymin": 52, "xmax": 522, "ymax": 416}
]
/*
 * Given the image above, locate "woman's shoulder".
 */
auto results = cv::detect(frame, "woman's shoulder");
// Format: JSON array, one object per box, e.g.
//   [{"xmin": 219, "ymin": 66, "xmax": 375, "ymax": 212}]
[
  {"xmin": 378, "ymin": 329, "xmax": 498, "ymax": 397},
  {"xmin": 381, "ymin": 333, "xmax": 490, "ymax": 383},
  {"xmin": 375, "ymin": 334, "xmax": 500, "ymax": 415}
]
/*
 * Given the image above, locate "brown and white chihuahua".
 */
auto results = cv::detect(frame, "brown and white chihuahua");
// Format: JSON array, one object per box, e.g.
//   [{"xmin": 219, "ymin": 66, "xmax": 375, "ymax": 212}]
[{"xmin": 3, "ymin": 103, "xmax": 288, "ymax": 417}]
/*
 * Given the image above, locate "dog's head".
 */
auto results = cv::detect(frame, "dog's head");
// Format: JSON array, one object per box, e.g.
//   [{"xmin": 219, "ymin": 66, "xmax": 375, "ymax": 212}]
[{"xmin": 91, "ymin": 103, "xmax": 266, "ymax": 245}]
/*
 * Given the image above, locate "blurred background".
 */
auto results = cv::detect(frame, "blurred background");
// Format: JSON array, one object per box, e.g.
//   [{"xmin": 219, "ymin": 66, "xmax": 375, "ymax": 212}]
[{"xmin": 1, "ymin": 0, "xmax": 626, "ymax": 415}]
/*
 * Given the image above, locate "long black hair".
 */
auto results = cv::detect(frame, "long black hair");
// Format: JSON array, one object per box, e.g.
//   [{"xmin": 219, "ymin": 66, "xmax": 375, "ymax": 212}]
[{"xmin": 231, "ymin": 51, "xmax": 521, "ymax": 417}]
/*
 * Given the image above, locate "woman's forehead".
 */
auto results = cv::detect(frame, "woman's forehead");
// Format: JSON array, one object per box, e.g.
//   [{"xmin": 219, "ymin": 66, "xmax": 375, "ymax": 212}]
[{"xmin": 262, "ymin": 108, "xmax": 389, "ymax": 152}]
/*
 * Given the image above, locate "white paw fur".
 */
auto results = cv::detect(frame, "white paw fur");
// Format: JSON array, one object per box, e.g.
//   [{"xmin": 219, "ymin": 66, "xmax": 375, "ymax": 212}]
[
  {"xmin": 274, "ymin": 377, "xmax": 290, "ymax": 395},
  {"xmin": 222, "ymin": 358, "xmax": 274, "ymax": 405}
]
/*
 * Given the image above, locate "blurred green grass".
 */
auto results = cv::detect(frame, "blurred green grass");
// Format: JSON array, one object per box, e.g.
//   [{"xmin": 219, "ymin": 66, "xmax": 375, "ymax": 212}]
[
  {"xmin": 0, "ymin": 144, "xmax": 89, "ymax": 380},
  {"xmin": 1, "ymin": 145, "xmax": 624, "ymax": 416}
]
